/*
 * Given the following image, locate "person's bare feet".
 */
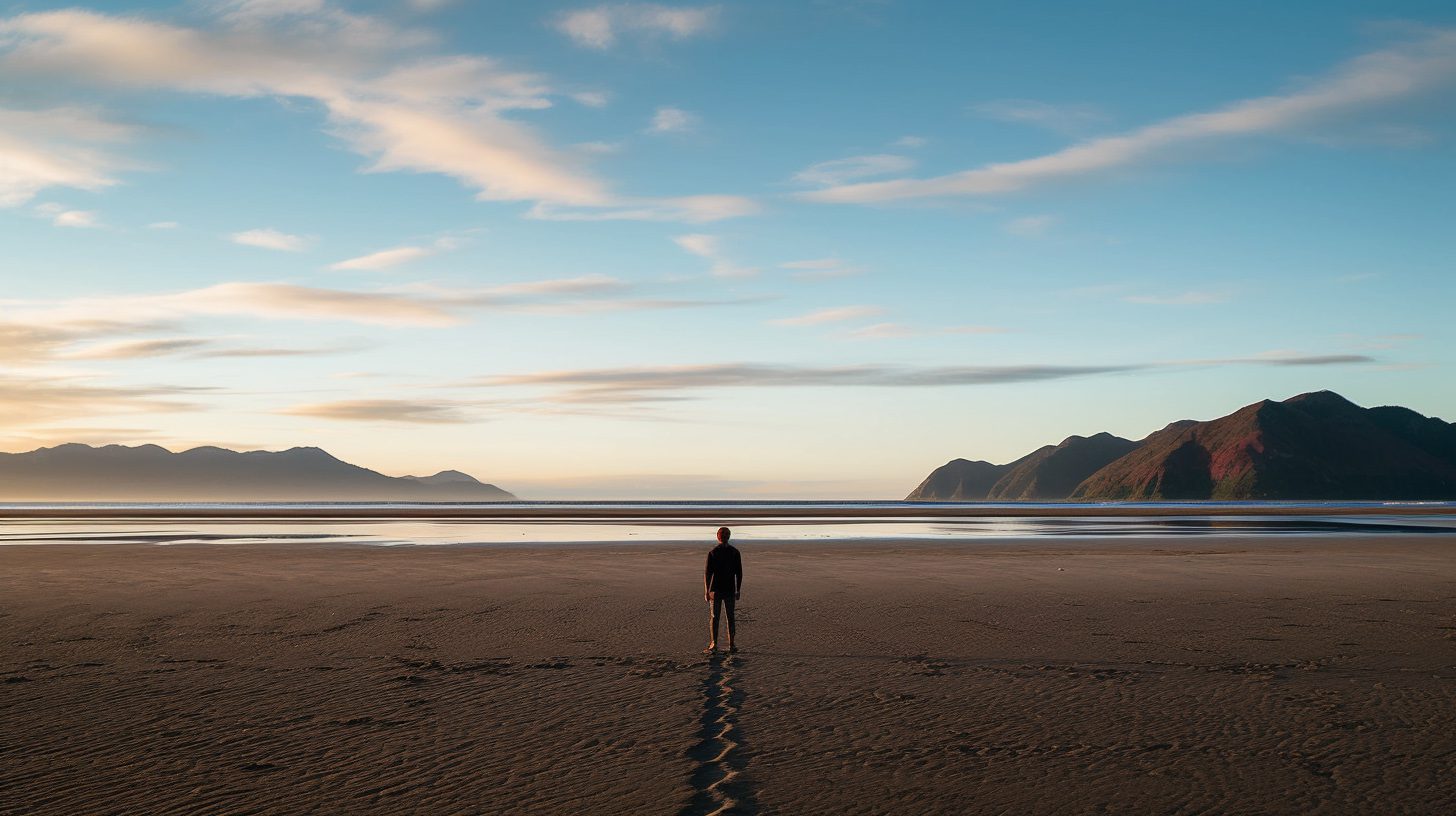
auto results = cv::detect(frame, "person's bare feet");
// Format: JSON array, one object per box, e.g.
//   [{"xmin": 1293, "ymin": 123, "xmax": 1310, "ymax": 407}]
[
  {"xmin": 703, "ymin": 644, "xmax": 716, "ymax": 654},
  {"xmin": 729, "ymin": 644, "xmax": 738, "ymax": 653}
]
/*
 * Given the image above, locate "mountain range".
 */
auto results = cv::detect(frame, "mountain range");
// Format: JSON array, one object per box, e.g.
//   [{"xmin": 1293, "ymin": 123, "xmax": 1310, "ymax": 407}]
[
  {"xmin": 0, "ymin": 444, "xmax": 516, "ymax": 502},
  {"xmin": 908, "ymin": 391, "xmax": 1456, "ymax": 501}
]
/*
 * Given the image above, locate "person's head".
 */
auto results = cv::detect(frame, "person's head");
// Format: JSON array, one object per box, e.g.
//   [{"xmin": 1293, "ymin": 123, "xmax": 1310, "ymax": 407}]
[{"xmin": 716, "ymin": 526, "xmax": 731, "ymax": 544}]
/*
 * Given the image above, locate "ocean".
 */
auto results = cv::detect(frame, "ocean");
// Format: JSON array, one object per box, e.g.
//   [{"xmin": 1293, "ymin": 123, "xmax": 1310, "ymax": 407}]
[{"xmin": 1, "ymin": 502, "xmax": 1454, "ymax": 546}]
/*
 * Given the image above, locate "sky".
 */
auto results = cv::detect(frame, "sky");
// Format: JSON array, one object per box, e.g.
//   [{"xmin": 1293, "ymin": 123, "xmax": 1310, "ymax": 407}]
[{"xmin": 1, "ymin": 0, "xmax": 1454, "ymax": 499}]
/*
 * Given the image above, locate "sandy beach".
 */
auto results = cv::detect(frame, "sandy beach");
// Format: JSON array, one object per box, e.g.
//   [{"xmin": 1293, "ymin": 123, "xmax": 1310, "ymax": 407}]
[{"xmin": 4, "ymin": 536, "xmax": 1456, "ymax": 814}]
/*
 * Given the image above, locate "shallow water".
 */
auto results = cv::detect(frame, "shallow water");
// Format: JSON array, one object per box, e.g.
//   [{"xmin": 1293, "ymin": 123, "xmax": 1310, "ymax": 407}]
[{"xmin": 2, "ymin": 508, "xmax": 1455, "ymax": 546}]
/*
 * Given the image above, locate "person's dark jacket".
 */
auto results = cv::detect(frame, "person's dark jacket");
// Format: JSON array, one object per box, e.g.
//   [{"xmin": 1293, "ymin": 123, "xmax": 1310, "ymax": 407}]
[{"xmin": 705, "ymin": 543, "xmax": 742, "ymax": 596}]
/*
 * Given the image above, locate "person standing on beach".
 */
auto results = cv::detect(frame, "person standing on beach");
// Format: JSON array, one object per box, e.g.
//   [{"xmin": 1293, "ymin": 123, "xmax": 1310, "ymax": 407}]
[{"xmin": 704, "ymin": 526, "xmax": 743, "ymax": 654}]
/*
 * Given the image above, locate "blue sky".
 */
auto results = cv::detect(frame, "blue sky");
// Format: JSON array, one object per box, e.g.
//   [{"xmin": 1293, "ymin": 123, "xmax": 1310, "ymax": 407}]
[{"xmin": 1, "ymin": 0, "xmax": 1453, "ymax": 498}]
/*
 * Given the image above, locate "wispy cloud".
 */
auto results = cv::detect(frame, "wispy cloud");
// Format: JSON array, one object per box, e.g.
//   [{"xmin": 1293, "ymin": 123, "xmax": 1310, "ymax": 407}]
[
  {"xmin": 147, "ymin": 220, "xmax": 179, "ymax": 229},
  {"xmin": 434, "ymin": 273, "xmax": 761, "ymax": 316},
  {"xmin": 792, "ymin": 154, "xmax": 913, "ymax": 186},
  {"xmin": 62, "ymin": 337, "xmax": 210, "ymax": 360},
  {"xmin": 892, "ymin": 135, "xmax": 927, "ymax": 149},
  {"xmin": 60, "ymin": 335, "xmax": 359, "ymax": 361},
  {"xmin": 167, "ymin": 283, "xmax": 457, "ymax": 325},
  {"xmin": 770, "ymin": 305, "xmax": 883, "ymax": 326},
  {"xmin": 571, "ymin": 90, "xmax": 610, "ymax": 108},
  {"xmin": 0, "ymin": 373, "xmax": 198, "ymax": 427},
  {"xmin": 0, "ymin": 8, "xmax": 602, "ymax": 206},
  {"xmin": 527, "ymin": 194, "xmax": 758, "ymax": 223},
  {"xmin": 0, "ymin": 315, "xmax": 366, "ymax": 365},
  {"xmin": 1003, "ymin": 214, "xmax": 1056, "ymax": 237},
  {"xmin": 230, "ymin": 228, "xmax": 308, "ymax": 252},
  {"xmin": 648, "ymin": 106, "xmax": 697, "ymax": 134},
  {"xmin": 282, "ymin": 398, "xmax": 472, "ymax": 424},
  {"xmin": 1188, "ymin": 352, "xmax": 1377, "ymax": 367},
  {"xmin": 0, "ymin": 105, "xmax": 136, "ymax": 207},
  {"xmin": 329, "ymin": 243, "xmax": 442, "ymax": 271},
  {"xmin": 804, "ymin": 29, "xmax": 1456, "ymax": 203},
  {"xmin": 0, "ymin": 324, "xmax": 71, "ymax": 365},
  {"xmin": 476, "ymin": 353, "xmax": 1376, "ymax": 403},
  {"xmin": 9, "ymin": 273, "xmax": 761, "ymax": 332},
  {"xmin": 456, "ymin": 274, "xmax": 630, "ymax": 300},
  {"xmin": 0, "ymin": 425, "xmax": 164, "ymax": 449},
  {"xmin": 481, "ymin": 362, "xmax": 1141, "ymax": 401},
  {"xmin": 674, "ymin": 233, "xmax": 719, "ymax": 257},
  {"xmin": 972, "ymin": 99, "xmax": 1108, "ymax": 133},
  {"xmin": 674, "ymin": 233, "xmax": 757, "ymax": 278},
  {"xmin": 16, "ymin": 283, "xmax": 457, "ymax": 327},
  {"xmin": 555, "ymin": 3, "xmax": 719, "ymax": 49},
  {"xmin": 845, "ymin": 322, "xmax": 914, "ymax": 339},
  {"xmin": 0, "ymin": 320, "xmax": 157, "ymax": 365},
  {"xmin": 51, "ymin": 208, "xmax": 100, "ymax": 228},
  {"xmin": 0, "ymin": 5, "xmax": 745, "ymax": 222},
  {"xmin": 199, "ymin": 344, "xmax": 360, "ymax": 358}
]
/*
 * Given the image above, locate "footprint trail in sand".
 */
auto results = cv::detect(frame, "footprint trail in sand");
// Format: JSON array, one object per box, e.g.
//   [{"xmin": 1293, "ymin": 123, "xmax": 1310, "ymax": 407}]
[{"xmin": 681, "ymin": 654, "xmax": 758, "ymax": 815}]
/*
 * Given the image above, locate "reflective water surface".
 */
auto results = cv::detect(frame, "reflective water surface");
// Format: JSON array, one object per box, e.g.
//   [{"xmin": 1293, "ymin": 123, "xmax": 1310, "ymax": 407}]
[{"xmin": 2, "ymin": 507, "xmax": 1455, "ymax": 547}]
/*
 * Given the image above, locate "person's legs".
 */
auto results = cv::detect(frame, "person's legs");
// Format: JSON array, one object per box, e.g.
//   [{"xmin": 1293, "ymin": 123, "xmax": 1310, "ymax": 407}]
[
  {"xmin": 724, "ymin": 593, "xmax": 736, "ymax": 648},
  {"xmin": 708, "ymin": 594, "xmax": 722, "ymax": 649}
]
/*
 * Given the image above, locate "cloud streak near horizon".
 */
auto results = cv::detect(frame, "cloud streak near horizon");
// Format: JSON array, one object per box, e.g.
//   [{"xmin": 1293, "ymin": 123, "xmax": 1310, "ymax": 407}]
[
  {"xmin": 474, "ymin": 354, "xmax": 1377, "ymax": 403},
  {"xmin": 1, "ymin": 274, "xmax": 769, "ymax": 340},
  {"xmin": 283, "ymin": 398, "xmax": 473, "ymax": 424},
  {"xmin": 0, "ymin": 372, "xmax": 200, "ymax": 427}
]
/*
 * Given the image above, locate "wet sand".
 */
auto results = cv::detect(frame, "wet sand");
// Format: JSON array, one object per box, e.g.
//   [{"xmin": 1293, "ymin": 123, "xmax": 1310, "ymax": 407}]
[{"xmin": 3, "ymin": 537, "xmax": 1456, "ymax": 814}]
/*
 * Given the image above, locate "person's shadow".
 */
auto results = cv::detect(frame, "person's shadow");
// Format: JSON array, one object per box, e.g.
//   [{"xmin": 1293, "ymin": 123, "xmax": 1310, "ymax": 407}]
[{"xmin": 680, "ymin": 654, "xmax": 760, "ymax": 815}]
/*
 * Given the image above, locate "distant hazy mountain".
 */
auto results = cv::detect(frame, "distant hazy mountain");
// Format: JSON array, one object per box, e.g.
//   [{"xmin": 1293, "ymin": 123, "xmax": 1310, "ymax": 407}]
[
  {"xmin": 401, "ymin": 470, "xmax": 483, "ymax": 487},
  {"xmin": 0, "ymin": 444, "xmax": 516, "ymax": 502},
  {"xmin": 909, "ymin": 392, "xmax": 1456, "ymax": 501}
]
